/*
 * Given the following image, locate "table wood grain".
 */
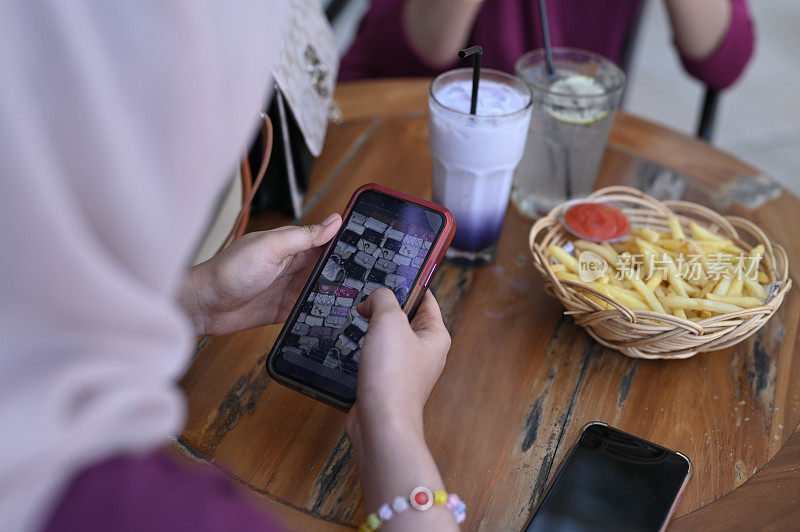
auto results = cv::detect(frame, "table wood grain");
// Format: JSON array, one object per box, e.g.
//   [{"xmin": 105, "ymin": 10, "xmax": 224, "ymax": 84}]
[{"xmin": 177, "ymin": 79, "xmax": 800, "ymax": 530}]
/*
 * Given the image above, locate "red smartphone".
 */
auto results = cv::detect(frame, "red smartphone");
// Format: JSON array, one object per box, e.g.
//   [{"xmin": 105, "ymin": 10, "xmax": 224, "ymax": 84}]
[
  {"xmin": 524, "ymin": 422, "xmax": 692, "ymax": 532},
  {"xmin": 266, "ymin": 184, "xmax": 455, "ymax": 411}
]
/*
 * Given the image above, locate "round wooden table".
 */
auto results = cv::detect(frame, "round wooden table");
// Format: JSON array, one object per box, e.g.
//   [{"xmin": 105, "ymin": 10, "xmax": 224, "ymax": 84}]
[{"xmin": 177, "ymin": 79, "xmax": 800, "ymax": 531}]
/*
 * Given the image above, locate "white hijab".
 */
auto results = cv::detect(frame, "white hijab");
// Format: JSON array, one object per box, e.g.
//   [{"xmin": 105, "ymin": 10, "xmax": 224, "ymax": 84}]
[{"xmin": 0, "ymin": 2, "xmax": 284, "ymax": 530}]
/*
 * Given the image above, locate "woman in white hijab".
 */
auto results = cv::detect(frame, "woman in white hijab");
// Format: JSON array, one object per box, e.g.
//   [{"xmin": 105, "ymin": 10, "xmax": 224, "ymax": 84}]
[{"xmin": 1, "ymin": 1, "xmax": 458, "ymax": 531}]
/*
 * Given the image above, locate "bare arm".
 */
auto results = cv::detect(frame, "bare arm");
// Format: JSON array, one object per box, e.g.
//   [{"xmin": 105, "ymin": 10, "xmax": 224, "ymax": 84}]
[
  {"xmin": 664, "ymin": 0, "xmax": 733, "ymax": 59},
  {"xmin": 349, "ymin": 415, "xmax": 456, "ymax": 530},
  {"xmin": 403, "ymin": 0, "xmax": 484, "ymax": 68}
]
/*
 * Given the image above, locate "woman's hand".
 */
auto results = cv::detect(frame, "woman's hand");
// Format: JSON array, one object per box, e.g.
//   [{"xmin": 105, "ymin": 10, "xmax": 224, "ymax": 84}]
[
  {"xmin": 345, "ymin": 288, "xmax": 457, "ymax": 530},
  {"xmin": 178, "ymin": 213, "xmax": 341, "ymax": 336},
  {"xmin": 349, "ymin": 288, "xmax": 451, "ymax": 431}
]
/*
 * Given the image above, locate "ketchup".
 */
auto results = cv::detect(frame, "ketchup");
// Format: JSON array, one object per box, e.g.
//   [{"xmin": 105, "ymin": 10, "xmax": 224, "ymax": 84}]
[{"xmin": 563, "ymin": 202, "xmax": 630, "ymax": 242}]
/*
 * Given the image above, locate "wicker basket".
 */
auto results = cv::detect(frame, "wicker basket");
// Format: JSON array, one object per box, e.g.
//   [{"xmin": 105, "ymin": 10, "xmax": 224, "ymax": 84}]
[{"xmin": 528, "ymin": 186, "xmax": 792, "ymax": 359}]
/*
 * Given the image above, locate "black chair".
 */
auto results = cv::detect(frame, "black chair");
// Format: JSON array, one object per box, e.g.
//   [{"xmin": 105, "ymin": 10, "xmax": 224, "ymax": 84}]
[
  {"xmin": 323, "ymin": 0, "xmax": 354, "ymax": 22},
  {"xmin": 619, "ymin": 0, "xmax": 720, "ymax": 142},
  {"xmin": 695, "ymin": 88, "xmax": 720, "ymax": 141}
]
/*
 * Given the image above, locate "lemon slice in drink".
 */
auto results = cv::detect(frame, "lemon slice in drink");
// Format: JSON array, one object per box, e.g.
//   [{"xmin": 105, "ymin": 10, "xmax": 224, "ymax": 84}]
[{"xmin": 544, "ymin": 74, "xmax": 610, "ymax": 125}]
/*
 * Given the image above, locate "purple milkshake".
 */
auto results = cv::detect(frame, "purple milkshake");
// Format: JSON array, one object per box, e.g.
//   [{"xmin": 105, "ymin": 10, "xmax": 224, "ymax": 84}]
[{"xmin": 429, "ymin": 69, "xmax": 532, "ymax": 263}]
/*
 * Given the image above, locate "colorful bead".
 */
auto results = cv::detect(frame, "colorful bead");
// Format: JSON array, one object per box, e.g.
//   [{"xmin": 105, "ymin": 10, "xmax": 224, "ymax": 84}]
[
  {"xmin": 377, "ymin": 503, "xmax": 393, "ymax": 521},
  {"xmin": 364, "ymin": 488, "xmax": 464, "ymax": 530},
  {"xmin": 366, "ymin": 513, "xmax": 381, "ymax": 529},
  {"xmin": 446, "ymin": 493, "xmax": 461, "ymax": 511},
  {"xmin": 409, "ymin": 486, "xmax": 434, "ymax": 511},
  {"xmin": 392, "ymin": 495, "xmax": 409, "ymax": 513}
]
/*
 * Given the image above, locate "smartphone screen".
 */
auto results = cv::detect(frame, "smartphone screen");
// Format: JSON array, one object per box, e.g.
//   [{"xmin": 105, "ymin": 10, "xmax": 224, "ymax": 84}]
[
  {"xmin": 526, "ymin": 423, "xmax": 692, "ymax": 532},
  {"xmin": 270, "ymin": 188, "xmax": 446, "ymax": 405}
]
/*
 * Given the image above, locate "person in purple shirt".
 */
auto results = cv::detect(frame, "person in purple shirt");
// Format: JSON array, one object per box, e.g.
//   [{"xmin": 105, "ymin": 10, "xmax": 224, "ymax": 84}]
[{"xmin": 340, "ymin": 0, "xmax": 755, "ymax": 90}]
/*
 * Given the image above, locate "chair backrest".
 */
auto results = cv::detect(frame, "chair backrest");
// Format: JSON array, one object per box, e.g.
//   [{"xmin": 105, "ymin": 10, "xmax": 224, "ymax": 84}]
[
  {"xmin": 696, "ymin": 88, "xmax": 719, "ymax": 142},
  {"xmin": 618, "ymin": 0, "xmax": 719, "ymax": 142},
  {"xmin": 323, "ymin": 0, "xmax": 370, "ymax": 54},
  {"xmin": 324, "ymin": 0, "xmax": 351, "ymax": 21},
  {"xmin": 618, "ymin": 0, "xmax": 647, "ymax": 76}
]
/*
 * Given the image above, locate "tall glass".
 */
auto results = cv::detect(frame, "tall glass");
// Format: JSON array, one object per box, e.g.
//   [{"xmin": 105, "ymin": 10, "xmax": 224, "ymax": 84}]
[
  {"xmin": 429, "ymin": 68, "xmax": 533, "ymax": 264},
  {"xmin": 512, "ymin": 48, "xmax": 626, "ymax": 218}
]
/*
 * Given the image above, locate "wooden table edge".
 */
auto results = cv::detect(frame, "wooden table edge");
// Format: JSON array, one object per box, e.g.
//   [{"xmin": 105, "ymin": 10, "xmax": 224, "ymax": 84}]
[{"xmin": 670, "ymin": 421, "xmax": 800, "ymax": 530}]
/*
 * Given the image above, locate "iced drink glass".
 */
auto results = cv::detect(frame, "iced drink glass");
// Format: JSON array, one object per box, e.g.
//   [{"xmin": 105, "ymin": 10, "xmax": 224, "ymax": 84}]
[
  {"xmin": 512, "ymin": 48, "xmax": 625, "ymax": 218},
  {"xmin": 429, "ymin": 68, "xmax": 532, "ymax": 264}
]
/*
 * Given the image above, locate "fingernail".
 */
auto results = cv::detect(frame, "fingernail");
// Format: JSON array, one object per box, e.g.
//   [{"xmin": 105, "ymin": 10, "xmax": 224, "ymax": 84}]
[{"xmin": 322, "ymin": 213, "xmax": 339, "ymax": 226}]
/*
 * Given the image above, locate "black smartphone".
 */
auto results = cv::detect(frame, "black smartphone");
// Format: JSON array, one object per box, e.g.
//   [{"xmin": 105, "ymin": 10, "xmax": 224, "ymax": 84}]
[
  {"xmin": 525, "ymin": 422, "xmax": 692, "ymax": 532},
  {"xmin": 266, "ymin": 184, "xmax": 455, "ymax": 411}
]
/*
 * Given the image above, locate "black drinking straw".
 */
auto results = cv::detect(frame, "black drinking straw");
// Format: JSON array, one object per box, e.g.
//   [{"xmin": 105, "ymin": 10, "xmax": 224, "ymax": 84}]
[
  {"xmin": 458, "ymin": 46, "xmax": 483, "ymax": 115},
  {"xmin": 538, "ymin": 0, "xmax": 556, "ymax": 79}
]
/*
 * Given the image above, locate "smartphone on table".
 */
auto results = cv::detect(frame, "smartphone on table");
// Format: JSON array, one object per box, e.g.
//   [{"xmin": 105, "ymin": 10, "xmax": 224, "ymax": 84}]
[
  {"xmin": 266, "ymin": 184, "xmax": 455, "ymax": 411},
  {"xmin": 525, "ymin": 422, "xmax": 692, "ymax": 532}
]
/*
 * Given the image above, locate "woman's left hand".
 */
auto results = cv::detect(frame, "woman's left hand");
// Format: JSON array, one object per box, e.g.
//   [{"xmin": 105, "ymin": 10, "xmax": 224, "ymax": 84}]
[{"xmin": 178, "ymin": 213, "xmax": 341, "ymax": 336}]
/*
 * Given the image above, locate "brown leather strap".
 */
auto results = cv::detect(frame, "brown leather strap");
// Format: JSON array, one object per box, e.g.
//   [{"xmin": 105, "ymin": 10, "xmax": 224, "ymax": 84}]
[{"xmin": 217, "ymin": 114, "xmax": 274, "ymax": 253}]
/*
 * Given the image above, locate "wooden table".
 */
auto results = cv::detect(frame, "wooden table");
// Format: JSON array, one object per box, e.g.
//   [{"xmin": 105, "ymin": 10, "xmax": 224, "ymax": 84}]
[{"xmin": 177, "ymin": 79, "xmax": 800, "ymax": 530}]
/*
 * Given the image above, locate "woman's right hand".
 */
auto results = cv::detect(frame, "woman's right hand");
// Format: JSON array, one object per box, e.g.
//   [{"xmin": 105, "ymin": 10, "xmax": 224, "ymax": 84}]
[
  {"xmin": 347, "ymin": 288, "xmax": 451, "ymax": 436},
  {"xmin": 345, "ymin": 289, "xmax": 459, "ymax": 530}
]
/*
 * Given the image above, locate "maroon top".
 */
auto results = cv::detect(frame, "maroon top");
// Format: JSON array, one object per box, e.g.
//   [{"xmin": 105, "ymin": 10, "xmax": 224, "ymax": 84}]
[
  {"xmin": 340, "ymin": 0, "xmax": 754, "ymax": 90},
  {"xmin": 41, "ymin": 452, "xmax": 283, "ymax": 532}
]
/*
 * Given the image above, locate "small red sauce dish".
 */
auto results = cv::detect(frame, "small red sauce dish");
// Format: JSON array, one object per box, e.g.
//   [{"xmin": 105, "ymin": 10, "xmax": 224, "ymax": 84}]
[{"xmin": 562, "ymin": 201, "xmax": 630, "ymax": 242}]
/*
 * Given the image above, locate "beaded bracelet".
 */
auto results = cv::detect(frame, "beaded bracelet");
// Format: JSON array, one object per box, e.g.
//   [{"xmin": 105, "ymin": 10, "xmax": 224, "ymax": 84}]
[{"xmin": 358, "ymin": 486, "xmax": 466, "ymax": 531}]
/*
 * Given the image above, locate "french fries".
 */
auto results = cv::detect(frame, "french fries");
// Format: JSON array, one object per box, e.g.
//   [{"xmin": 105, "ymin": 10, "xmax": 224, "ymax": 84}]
[
  {"xmin": 660, "ymin": 296, "xmax": 743, "ymax": 314},
  {"xmin": 546, "ymin": 216, "xmax": 772, "ymax": 320},
  {"xmin": 631, "ymin": 277, "xmax": 666, "ymax": 314},
  {"xmin": 548, "ymin": 244, "xmax": 578, "ymax": 273},
  {"xmin": 706, "ymin": 294, "xmax": 765, "ymax": 308},
  {"xmin": 668, "ymin": 216, "xmax": 686, "ymax": 240}
]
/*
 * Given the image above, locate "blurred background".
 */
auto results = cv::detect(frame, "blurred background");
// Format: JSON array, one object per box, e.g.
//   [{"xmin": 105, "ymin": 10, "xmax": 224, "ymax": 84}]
[{"xmin": 321, "ymin": 0, "xmax": 799, "ymax": 196}]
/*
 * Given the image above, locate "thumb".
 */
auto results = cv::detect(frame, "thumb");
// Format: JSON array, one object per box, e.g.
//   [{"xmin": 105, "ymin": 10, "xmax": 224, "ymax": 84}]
[
  {"xmin": 356, "ymin": 287, "xmax": 403, "ymax": 321},
  {"xmin": 268, "ymin": 213, "xmax": 341, "ymax": 260}
]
